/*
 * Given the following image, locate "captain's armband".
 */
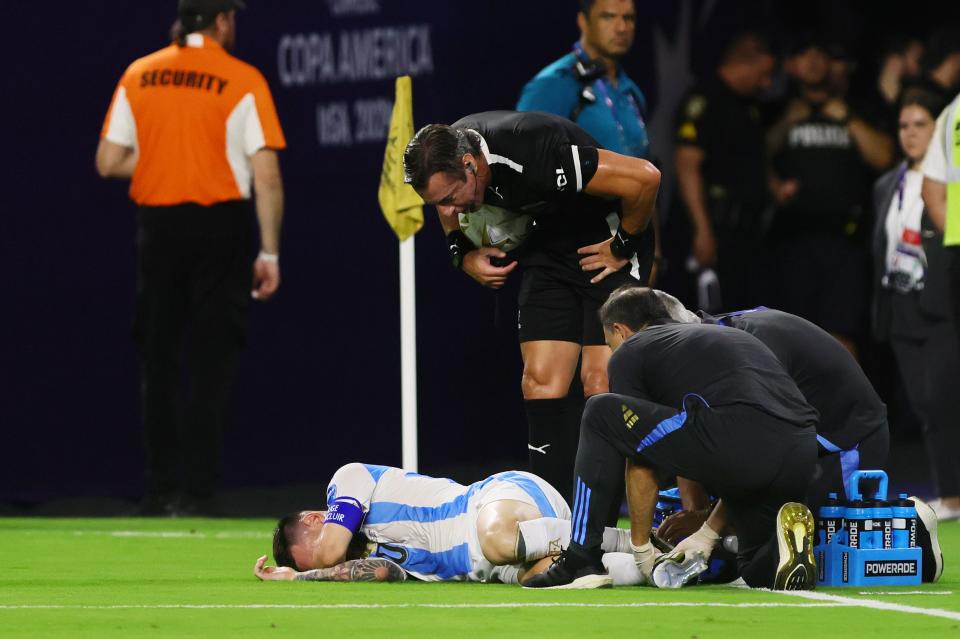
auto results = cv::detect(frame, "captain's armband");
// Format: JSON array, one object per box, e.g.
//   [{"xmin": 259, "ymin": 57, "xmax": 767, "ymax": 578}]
[{"xmin": 325, "ymin": 497, "xmax": 365, "ymax": 533}]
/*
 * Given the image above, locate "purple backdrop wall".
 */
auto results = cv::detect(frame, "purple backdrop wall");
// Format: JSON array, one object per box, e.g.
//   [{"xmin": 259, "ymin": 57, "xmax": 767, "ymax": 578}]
[{"xmin": 2, "ymin": 0, "xmax": 954, "ymax": 501}]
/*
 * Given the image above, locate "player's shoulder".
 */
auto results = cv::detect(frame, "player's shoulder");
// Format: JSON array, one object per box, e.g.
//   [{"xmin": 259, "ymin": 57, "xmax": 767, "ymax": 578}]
[{"xmin": 329, "ymin": 463, "xmax": 396, "ymax": 486}]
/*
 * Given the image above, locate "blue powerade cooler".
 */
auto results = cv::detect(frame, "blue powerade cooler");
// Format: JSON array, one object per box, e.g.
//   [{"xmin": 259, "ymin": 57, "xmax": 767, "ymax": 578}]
[{"xmin": 815, "ymin": 470, "xmax": 922, "ymax": 586}]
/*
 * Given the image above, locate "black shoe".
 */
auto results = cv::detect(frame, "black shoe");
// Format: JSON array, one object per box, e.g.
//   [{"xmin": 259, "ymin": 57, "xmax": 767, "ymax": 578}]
[
  {"xmin": 523, "ymin": 546, "xmax": 613, "ymax": 589},
  {"xmin": 773, "ymin": 502, "xmax": 816, "ymax": 590},
  {"xmin": 127, "ymin": 495, "xmax": 176, "ymax": 517},
  {"xmin": 910, "ymin": 496, "xmax": 944, "ymax": 583}
]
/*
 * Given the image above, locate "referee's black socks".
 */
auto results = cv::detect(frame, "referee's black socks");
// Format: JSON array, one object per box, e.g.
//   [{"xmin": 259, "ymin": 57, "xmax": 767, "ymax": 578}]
[{"xmin": 525, "ymin": 394, "xmax": 583, "ymax": 505}]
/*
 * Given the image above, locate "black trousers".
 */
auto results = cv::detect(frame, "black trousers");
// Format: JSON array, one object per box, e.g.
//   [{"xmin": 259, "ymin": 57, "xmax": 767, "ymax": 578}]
[
  {"xmin": 569, "ymin": 393, "xmax": 816, "ymax": 588},
  {"xmin": 949, "ymin": 246, "xmax": 960, "ymax": 345},
  {"xmin": 807, "ymin": 425, "xmax": 890, "ymax": 512},
  {"xmin": 135, "ymin": 201, "xmax": 253, "ymax": 500},
  {"xmin": 891, "ymin": 319, "xmax": 960, "ymax": 498}
]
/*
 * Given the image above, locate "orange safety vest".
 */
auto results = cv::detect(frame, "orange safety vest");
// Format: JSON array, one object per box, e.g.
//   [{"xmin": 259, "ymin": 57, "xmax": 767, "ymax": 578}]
[{"xmin": 101, "ymin": 33, "xmax": 286, "ymax": 207}]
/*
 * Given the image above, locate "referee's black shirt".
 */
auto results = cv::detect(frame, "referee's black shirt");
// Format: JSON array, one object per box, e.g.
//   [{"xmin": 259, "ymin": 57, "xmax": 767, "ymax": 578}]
[
  {"xmin": 702, "ymin": 309, "xmax": 887, "ymax": 449},
  {"xmin": 608, "ymin": 321, "xmax": 819, "ymax": 428},
  {"xmin": 452, "ymin": 111, "xmax": 622, "ymax": 258}
]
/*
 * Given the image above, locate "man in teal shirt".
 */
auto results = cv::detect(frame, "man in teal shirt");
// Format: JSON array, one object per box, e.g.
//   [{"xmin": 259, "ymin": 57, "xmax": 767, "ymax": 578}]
[{"xmin": 517, "ymin": 0, "xmax": 649, "ymax": 159}]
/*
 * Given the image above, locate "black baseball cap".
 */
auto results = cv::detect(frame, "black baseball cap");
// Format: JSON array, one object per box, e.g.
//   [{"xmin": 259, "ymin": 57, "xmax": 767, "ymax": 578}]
[{"xmin": 178, "ymin": 0, "xmax": 245, "ymax": 31}]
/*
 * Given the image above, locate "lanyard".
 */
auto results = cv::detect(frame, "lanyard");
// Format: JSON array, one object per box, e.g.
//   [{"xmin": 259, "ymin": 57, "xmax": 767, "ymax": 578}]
[
  {"xmin": 572, "ymin": 42, "xmax": 645, "ymax": 136},
  {"xmin": 895, "ymin": 162, "xmax": 908, "ymax": 212}
]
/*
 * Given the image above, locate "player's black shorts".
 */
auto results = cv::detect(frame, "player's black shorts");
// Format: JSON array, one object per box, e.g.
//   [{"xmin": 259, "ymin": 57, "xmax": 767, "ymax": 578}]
[{"xmin": 517, "ymin": 254, "xmax": 639, "ymax": 345}]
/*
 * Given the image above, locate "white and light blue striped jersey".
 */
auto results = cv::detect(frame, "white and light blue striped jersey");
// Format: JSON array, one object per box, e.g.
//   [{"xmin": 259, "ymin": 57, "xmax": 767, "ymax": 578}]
[{"xmin": 325, "ymin": 463, "xmax": 567, "ymax": 582}]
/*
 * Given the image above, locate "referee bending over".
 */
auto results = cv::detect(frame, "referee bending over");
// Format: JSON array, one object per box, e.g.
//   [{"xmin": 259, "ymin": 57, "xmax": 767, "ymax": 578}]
[
  {"xmin": 404, "ymin": 111, "xmax": 659, "ymax": 503},
  {"xmin": 96, "ymin": 0, "xmax": 286, "ymax": 515}
]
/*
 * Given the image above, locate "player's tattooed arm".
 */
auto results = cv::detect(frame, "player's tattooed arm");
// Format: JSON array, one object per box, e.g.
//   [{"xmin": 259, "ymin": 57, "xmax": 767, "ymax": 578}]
[
  {"xmin": 294, "ymin": 558, "xmax": 407, "ymax": 583},
  {"xmin": 254, "ymin": 555, "xmax": 405, "ymax": 583}
]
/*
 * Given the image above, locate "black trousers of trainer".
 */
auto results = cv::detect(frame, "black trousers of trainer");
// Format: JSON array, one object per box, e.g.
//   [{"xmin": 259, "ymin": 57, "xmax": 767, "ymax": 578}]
[
  {"xmin": 807, "ymin": 425, "xmax": 890, "ymax": 513},
  {"xmin": 136, "ymin": 201, "xmax": 254, "ymax": 501},
  {"xmin": 568, "ymin": 393, "xmax": 817, "ymax": 588}
]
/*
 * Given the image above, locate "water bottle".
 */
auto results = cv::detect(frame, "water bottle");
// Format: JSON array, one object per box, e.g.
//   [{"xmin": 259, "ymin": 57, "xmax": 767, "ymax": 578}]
[
  {"xmin": 874, "ymin": 499, "xmax": 894, "ymax": 549},
  {"xmin": 862, "ymin": 498, "xmax": 883, "ymax": 549},
  {"xmin": 891, "ymin": 494, "xmax": 918, "ymax": 549},
  {"xmin": 845, "ymin": 498, "xmax": 868, "ymax": 549},
  {"xmin": 817, "ymin": 493, "xmax": 844, "ymax": 545}
]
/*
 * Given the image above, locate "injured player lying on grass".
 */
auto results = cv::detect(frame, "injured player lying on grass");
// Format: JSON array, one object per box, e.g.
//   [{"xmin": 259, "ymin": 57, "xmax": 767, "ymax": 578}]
[{"xmin": 253, "ymin": 463, "xmax": 662, "ymax": 586}]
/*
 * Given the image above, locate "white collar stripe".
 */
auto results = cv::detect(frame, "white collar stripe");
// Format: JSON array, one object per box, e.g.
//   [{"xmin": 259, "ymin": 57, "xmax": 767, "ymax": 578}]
[
  {"xmin": 472, "ymin": 129, "xmax": 524, "ymax": 174},
  {"xmin": 571, "ymin": 145, "xmax": 583, "ymax": 192}
]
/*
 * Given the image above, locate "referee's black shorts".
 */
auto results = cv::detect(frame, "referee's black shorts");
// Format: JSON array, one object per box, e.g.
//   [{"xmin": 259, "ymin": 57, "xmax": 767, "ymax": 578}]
[{"xmin": 517, "ymin": 253, "xmax": 639, "ymax": 346}]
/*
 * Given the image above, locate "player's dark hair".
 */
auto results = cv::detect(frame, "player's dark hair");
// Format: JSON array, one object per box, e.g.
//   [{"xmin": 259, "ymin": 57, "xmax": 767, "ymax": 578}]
[
  {"xmin": 599, "ymin": 285, "xmax": 673, "ymax": 331},
  {"xmin": 899, "ymin": 89, "xmax": 947, "ymax": 121},
  {"xmin": 580, "ymin": 0, "xmax": 596, "ymax": 15},
  {"xmin": 403, "ymin": 124, "xmax": 479, "ymax": 191},
  {"xmin": 272, "ymin": 513, "xmax": 302, "ymax": 569},
  {"xmin": 922, "ymin": 25, "xmax": 960, "ymax": 71}
]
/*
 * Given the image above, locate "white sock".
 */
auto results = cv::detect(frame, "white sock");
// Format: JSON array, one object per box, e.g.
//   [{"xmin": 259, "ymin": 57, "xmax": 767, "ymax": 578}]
[
  {"xmin": 602, "ymin": 552, "xmax": 647, "ymax": 586},
  {"xmin": 494, "ymin": 564, "xmax": 521, "ymax": 585},
  {"xmin": 602, "ymin": 527, "xmax": 632, "ymax": 554},
  {"xmin": 517, "ymin": 517, "xmax": 571, "ymax": 562}
]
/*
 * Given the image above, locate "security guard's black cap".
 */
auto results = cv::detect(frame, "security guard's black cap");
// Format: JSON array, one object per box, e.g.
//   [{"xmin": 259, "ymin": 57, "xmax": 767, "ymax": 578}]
[{"xmin": 178, "ymin": 0, "xmax": 245, "ymax": 31}]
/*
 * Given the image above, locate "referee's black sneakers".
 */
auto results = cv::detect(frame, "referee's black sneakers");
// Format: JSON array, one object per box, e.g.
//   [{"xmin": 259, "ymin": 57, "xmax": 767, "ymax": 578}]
[
  {"xmin": 522, "ymin": 546, "xmax": 613, "ymax": 589},
  {"xmin": 773, "ymin": 502, "xmax": 817, "ymax": 590},
  {"xmin": 910, "ymin": 496, "xmax": 944, "ymax": 582}
]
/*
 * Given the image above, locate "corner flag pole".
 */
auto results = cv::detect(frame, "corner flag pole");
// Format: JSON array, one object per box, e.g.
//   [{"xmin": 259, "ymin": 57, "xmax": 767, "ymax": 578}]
[
  {"xmin": 378, "ymin": 76, "xmax": 424, "ymax": 472},
  {"xmin": 399, "ymin": 235, "xmax": 417, "ymax": 471}
]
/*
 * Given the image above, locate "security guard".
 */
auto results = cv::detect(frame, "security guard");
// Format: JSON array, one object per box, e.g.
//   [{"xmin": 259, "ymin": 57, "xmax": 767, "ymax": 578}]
[{"xmin": 96, "ymin": 0, "xmax": 286, "ymax": 515}]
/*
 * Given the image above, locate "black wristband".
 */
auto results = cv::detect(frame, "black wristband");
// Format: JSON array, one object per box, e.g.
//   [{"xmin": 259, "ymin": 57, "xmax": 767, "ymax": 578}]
[
  {"xmin": 446, "ymin": 230, "xmax": 476, "ymax": 270},
  {"xmin": 610, "ymin": 224, "xmax": 647, "ymax": 260}
]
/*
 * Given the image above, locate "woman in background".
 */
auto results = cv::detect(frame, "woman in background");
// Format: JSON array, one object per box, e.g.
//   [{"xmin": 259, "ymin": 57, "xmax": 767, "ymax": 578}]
[{"xmin": 872, "ymin": 90, "xmax": 960, "ymax": 521}]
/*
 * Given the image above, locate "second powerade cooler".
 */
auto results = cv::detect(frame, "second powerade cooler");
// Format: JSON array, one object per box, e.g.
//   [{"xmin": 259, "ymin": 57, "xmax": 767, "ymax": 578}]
[{"xmin": 815, "ymin": 470, "xmax": 922, "ymax": 586}]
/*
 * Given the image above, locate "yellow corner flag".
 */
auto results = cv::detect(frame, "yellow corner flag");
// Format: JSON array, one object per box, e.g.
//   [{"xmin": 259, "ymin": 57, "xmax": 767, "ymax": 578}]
[{"xmin": 379, "ymin": 76, "xmax": 424, "ymax": 242}]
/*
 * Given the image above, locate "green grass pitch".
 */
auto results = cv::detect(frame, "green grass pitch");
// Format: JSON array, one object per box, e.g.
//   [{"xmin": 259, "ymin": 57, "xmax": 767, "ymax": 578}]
[{"xmin": 1, "ymin": 517, "xmax": 957, "ymax": 638}]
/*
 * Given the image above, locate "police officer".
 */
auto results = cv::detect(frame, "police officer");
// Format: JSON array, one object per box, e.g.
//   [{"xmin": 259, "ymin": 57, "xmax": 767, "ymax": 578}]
[
  {"xmin": 403, "ymin": 111, "xmax": 660, "ymax": 503},
  {"xmin": 766, "ymin": 37, "xmax": 894, "ymax": 356},
  {"xmin": 96, "ymin": 0, "xmax": 286, "ymax": 515},
  {"xmin": 672, "ymin": 32, "xmax": 774, "ymax": 311}
]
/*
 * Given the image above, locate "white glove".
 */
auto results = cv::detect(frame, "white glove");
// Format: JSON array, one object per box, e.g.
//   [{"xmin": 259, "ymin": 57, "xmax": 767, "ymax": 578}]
[
  {"xmin": 672, "ymin": 522, "xmax": 721, "ymax": 562},
  {"xmin": 631, "ymin": 541, "xmax": 662, "ymax": 581}
]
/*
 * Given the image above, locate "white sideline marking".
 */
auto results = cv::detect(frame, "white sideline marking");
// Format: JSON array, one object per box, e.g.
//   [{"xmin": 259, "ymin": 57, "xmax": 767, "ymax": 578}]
[
  {"xmin": 69, "ymin": 531, "xmax": 271, "ymax": 540},
  {"xmin": 0, "ymin": 603, "xmax": 850, "ymax": 611},
  {"xmin": 856, "ymin": 591, "xmax": 953, "ymax": 596},
  {"xmin": 776, "ymin": 590, "xmax": 960, "ymax": 621}
]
